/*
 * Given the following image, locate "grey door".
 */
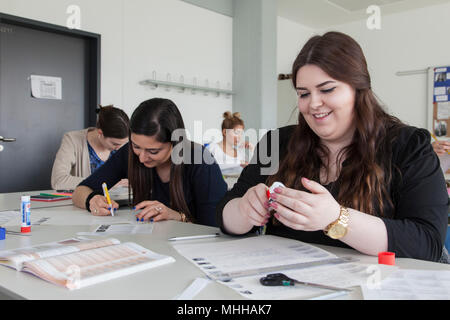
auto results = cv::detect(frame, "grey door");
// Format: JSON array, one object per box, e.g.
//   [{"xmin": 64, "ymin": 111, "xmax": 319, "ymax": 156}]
[{"xmin": 0, "ymin": 14, "xmax": 100, "ymax": 193}]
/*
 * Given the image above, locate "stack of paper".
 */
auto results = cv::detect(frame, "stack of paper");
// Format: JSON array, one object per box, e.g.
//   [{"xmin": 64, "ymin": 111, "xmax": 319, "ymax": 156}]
[{"xmin": 173, "ymin": 235, "xmax": 396, "ymax": 300}]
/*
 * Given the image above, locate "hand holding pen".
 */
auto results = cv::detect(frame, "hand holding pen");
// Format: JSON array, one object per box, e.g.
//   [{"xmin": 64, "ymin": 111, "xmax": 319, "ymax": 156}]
[
  {"xmin": 88, "ymin": 184, "xmax": 119, "ymax": 216},
  {"xmin": 89, "ymin": 196, "xmax": 118, "ymax": 216},
  {"xmin": 102, "ymin": 183, "xmax": 115, "ymax": 217}
]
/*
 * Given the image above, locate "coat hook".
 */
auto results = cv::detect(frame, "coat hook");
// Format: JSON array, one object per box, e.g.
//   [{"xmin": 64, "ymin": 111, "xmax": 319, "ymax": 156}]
[
  {"xmin": 204, "ymin": 79, "xmax": 209, "ymax": 96},
  {"xmin": 166, "ymin": 73, "xmax": 171, "ymax": 91},
  {"xmin": 178, "ymin": 75, "xmax": 185, "ymax": 93},
  {"xmin": 226, "ymin": 82, "xmax": 232, "ymax": 99},
  {"xmin": 149, "ymin": 70, "xmax": 157, "ymax": 89},
  {"xmin": 192, "ymin": 77, "xmax": 197, "ymax": 95},
  {"xmin": 216, "ymin": 81, "xmax": 221, "ymax": 97}
]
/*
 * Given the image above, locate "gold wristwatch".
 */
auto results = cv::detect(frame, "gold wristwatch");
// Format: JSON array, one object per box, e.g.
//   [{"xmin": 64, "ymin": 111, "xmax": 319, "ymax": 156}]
[{"xmin": 324, "ymin": 205, "xmax": 349, "ymax": 239}]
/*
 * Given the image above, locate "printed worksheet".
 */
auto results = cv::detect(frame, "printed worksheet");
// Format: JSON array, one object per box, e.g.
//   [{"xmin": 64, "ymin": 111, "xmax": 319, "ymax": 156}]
[
  {"xmin": 173, "ymin": 235, "xmax": 337, "ymax": 277},
  {"xmin": 77, "ymin": 223, "xmax": 154, "ymax": 236},
  {"xmin": 173, "ymin": 235, "xmax": 396, "ymax": 299}
]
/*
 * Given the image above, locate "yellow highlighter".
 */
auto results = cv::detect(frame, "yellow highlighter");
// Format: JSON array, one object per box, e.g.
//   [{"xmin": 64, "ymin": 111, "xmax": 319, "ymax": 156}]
[{"xmin": 102, "ymin": 182, "xmax": 114, "ymax": 217}]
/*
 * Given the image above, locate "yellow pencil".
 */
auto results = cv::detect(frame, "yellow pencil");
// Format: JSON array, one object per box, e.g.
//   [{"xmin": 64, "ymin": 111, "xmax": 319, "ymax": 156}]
[
  {"xmin": 102, "ymin": 182, "xmax": 114, "ymax": 217},
  {"xmin": 430, "ymin": 131, "xmax": 439, "ymax": 141},
  {"xmin": 430, "ymin": 131, "xmax": 450, "ymax": 155}
]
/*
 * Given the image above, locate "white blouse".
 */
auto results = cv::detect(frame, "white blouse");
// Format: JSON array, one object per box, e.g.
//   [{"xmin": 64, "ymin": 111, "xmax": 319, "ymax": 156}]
[{"xmin": 207, "ymin": 142, "xmax": 249, "ymax": 175}]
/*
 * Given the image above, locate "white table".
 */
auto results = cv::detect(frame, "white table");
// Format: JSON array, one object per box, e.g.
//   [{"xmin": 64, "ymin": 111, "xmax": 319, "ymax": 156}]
[
  {"xmin": 0, "ymin": 190, "xmax": 73, "ymax": 211},
  {"xmin": 0, "ymin": 194, "xmax": 449, "ymax": 300}
]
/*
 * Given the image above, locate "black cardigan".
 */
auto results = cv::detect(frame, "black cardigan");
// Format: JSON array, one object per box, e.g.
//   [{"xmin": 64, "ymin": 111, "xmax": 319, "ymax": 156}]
[
  {"xmin": 216, "ymin": 125, "xmax": 449, "ymax": 262},
  {"xmin": 79, "ymin": 142, "xmax": 227, "ymax": 227}
]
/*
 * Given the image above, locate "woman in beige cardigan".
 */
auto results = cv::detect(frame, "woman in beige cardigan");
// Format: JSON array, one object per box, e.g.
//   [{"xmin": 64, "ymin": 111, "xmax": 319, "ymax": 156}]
[{"xmin": 51, "ymin": 106, "xmax": 129, "ymax": 190}]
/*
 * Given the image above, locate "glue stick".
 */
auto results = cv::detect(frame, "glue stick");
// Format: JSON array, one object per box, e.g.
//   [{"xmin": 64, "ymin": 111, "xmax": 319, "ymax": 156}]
[{"xmin": 20, "ymin": 196, "xmax": 31, "ymax": 233}]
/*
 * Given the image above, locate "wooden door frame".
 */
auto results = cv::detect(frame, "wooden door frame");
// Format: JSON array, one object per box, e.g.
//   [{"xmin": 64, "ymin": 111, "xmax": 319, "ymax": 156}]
[{"xmin": 0, "ymin": 12, "xmax": 101, "ymax": 127}]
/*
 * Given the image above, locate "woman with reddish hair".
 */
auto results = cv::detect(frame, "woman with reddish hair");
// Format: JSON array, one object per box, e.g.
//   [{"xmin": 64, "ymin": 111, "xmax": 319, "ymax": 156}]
[
  {"xmin": 217, "ymin": 32, "xmax": 449, "ymax": 262},
  {"xmin": 207, "ymin": 111, "xmax": 253, "ymax": 175}
]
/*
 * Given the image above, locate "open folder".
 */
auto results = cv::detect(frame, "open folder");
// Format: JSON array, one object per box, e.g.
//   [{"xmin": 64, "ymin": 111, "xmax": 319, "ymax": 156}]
[{"xmin": 0, "ymin": 238, "xmax": 175, "ymax": 290}]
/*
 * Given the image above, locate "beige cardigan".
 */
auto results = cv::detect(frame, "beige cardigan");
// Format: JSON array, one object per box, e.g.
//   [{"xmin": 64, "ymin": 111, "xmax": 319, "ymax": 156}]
[{"xmin": 51, "ymin": 128, "xmax": 95, "ymax": 190}]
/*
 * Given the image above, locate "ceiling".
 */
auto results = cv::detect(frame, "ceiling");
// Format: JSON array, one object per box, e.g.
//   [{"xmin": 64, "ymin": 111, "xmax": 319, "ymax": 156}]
[{"xmin": 278, "ymin": 0, "xmax": 450, "ymax": 28}]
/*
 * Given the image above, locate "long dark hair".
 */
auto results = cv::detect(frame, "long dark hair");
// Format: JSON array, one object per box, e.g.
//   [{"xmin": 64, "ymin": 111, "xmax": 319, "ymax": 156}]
[
  {"xmin": 96, "ymin": 105, "xmax": 130, "ymax": 139},
  {"xmin": 267, "ymin": 32, "xmax": 404, "ymax": 216},
  {"xmin": 128, "ymin": 98, "xmax": 192, "ymax": 220}
]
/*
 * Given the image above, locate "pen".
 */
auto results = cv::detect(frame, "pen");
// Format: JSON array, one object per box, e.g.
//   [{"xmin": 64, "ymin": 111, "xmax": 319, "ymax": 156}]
[
  {"xmin": 56, "ymin": 189, "xmax": 74, "ymax": 193},
  {"xmin": 168, "ymin": 233, "xmax": 220, "ymax": 241},
  {"xmin": 102, "ymin": 182, "xmax": 114, "ymax": 217}
]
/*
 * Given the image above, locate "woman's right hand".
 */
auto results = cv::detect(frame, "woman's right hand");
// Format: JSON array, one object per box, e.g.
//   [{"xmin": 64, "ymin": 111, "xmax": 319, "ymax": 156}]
[
  {"xmin": 89, "ymin": 195, "xmax": 119, "ymax": 216},
  {"xmin": 238, "ymin": 183, "xmax": 270, "ymax": 226},
  {"xmin": 432, "ymin": 140, "xmax": 450, "ymax": 156}
]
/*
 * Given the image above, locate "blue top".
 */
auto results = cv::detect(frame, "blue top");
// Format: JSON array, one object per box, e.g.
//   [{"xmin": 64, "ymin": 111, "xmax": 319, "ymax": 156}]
[
  {"xmin": 79, "ymin": 142, "xmax": 228, "ymax": 227},
  {"xmin": 87, "ymin": 142, "xmax": 116, "ymax": 174}
]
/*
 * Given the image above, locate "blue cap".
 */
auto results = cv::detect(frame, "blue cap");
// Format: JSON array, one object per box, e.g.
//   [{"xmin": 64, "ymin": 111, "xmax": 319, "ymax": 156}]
[{"xmin": 0, "ymin": 228, "xmax": 5, "ymax": 240}]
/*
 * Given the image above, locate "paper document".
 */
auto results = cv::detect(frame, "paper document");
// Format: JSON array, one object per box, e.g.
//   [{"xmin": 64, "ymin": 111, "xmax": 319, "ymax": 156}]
[
  {"xmin": 173, "ymin": 235, "xmax": 394, "ymax": 299},
  {"xmin": 174, "ymin": 277, "xmax": 212, "ymax": 300},
  {"xmin": 0, "ymin": 211, "xmax": 21, "ymax": 226},
  {"xmin": 3, "ymin": 209, "xmax": 135, "ymax": 227},
  {"xmin": 434, "ymin": 86, "xmax": 447, "ymax": 96},
  {"xmin": 361, "ymin": 269, "xmax": 450, "ymax": 300},
  {"xmin": 77, "ymin": 223, "xmax": 154, "ymax": 236},
  {"xmin": 30, "ymin": 75, "xmax": 62, "ymax": 100},
  {"xmin": 173, "ymin": 236, "xmax": 336, "ymax": 277},
  {"xmin": 437, "ymin": 102, "xmax": 450, "ymax": 120}
]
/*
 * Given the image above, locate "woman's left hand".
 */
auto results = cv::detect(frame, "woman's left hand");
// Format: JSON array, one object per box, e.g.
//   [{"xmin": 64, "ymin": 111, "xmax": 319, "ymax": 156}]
[
  {"xmin": 134, "ymin": 201, "xmax": 181, "ymax": 222},
  {"xmin": 268, "ymin": 177, "xmax": 340, "ymax": 231}
]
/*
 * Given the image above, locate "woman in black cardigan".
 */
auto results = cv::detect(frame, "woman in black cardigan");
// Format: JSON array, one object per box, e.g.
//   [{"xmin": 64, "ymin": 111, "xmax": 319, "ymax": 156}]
[
  {"xmin": 217, "ymin": 32, "xmax": 449, "ymax": 262},
  {"xmin": 73, "ymin": 98, "xmax": 227, "ymax": 227}
]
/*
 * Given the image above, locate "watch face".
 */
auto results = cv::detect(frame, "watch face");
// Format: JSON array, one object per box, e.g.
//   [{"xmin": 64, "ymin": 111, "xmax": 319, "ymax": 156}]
[{"xmin": 329, "ymin": 224, "xmax": 347, "ymax": 239}]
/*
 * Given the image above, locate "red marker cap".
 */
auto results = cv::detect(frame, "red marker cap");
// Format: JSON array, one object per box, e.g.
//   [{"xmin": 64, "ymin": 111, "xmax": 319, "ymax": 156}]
[
  {"xmin": 21, "ymin": 226, "xmax": 31, "ymax": 233},
  {"xmin": 266, "ymin": 189, "xmax": 271, "ymax": 199},
  {"xmin": 378, "ymin": 251, "xmax": 395, "ymax": 265}
]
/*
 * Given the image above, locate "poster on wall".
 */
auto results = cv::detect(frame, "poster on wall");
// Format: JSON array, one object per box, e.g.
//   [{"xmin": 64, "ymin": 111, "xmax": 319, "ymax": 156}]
[{"xmin": 430, "ymin": 67, "xmax": 450, "ymax": 137}]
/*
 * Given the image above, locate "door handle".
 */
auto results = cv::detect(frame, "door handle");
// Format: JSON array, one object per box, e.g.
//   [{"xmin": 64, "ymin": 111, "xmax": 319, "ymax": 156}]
[{"xmin": 0, "ymin": 136, "xmax": 16, "ymax": 142}]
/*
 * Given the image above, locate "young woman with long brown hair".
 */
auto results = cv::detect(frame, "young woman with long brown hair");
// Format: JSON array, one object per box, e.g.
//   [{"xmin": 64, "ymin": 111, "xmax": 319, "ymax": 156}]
[
  {"xmin": 217, "ymin": 32, "xmax": 449, "ymax": 262},
  {"xmin": 72, "ymin": 98, "xmax": 227, "ymax": 227}
]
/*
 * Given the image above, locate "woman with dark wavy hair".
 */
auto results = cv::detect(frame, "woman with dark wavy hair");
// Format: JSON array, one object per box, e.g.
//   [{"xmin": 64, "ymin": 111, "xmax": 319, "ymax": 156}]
[
  {"xmin": 217, "ymin": 32, "xmax": 449, "ymax": 262},
  {"xmin": 73, "ymin": 98, "xmax": 227, "ymax": 227}
]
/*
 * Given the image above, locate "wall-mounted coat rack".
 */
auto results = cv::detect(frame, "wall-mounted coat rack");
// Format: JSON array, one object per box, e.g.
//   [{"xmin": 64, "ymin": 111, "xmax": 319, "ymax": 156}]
[{"xmin": 139, "ymin": 71, "xmax": 234, "ymax": 98}]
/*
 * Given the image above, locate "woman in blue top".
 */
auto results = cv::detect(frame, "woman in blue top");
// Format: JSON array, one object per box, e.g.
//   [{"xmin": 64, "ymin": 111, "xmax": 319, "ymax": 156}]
[
  {"xmin": 51, "ymin": 105, "xmax": 130, "ymax": 190},
  {"xmin": 72, "ymin": 98, "xmax": 227, "ymax": 227}
]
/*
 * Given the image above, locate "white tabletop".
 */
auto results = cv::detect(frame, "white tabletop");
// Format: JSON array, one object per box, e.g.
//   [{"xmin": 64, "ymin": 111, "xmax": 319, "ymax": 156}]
[
  {"xmin": 0, "ymin": 194, "xmax": 449, "ymax": 300},
  {"xmin": 0, "ymin": 190, "xmax": 73, "ymax": 211}
]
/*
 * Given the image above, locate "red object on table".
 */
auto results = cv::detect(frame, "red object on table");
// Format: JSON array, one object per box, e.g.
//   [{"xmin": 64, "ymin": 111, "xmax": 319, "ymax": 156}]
[{"xmin": 378, "ymin": 251, "xmax": 395, "ymax": 265}]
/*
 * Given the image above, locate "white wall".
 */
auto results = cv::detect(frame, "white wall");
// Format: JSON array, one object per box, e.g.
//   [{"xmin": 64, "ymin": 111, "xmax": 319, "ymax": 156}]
[
  {"xmin": 276, "ymin": 16, "xmax": 314, "ymax": 127},
  {"xmin": 317, "ymin": 3, "xmax": 450, "ymax": 129},
  {"xmin": 0, "ymin": 0, "xmax": 233, "ymax": 143}
]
